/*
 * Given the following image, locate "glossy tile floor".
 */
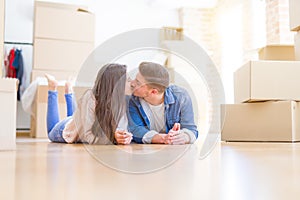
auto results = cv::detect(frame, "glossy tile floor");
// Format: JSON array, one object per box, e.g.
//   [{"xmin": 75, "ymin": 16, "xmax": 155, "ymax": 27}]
[{"xmin": 1, "ymin": 135, "xmax": 300, "ymax": 200}]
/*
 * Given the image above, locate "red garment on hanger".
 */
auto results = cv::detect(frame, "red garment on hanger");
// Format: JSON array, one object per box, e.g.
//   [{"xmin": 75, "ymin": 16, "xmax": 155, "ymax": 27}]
[{"xmin": 6, "ymin": 49, "xmax": 16, "ymax": 78}]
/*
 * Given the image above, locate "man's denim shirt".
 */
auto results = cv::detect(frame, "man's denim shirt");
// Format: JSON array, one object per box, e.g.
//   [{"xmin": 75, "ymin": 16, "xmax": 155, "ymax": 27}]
[{"xmin": 128, "ymin": 85, "xmax": 198, "ymax": 143}]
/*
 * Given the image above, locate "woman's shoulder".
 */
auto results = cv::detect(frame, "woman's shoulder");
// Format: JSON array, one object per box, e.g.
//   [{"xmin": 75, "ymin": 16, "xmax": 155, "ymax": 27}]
[
  {"xmin": 80, "ymin": 89, "xmax": 94, "ymax": 99},
  {"xmin": 77, "ymin": 89, "xmax": 96, "ymax": 105}
]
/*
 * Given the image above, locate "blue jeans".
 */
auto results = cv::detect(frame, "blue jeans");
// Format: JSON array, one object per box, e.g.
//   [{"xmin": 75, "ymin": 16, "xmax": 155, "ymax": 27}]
[{"xmin": 47, "ymin": 91, "xmax": 75, "ymax": 143}]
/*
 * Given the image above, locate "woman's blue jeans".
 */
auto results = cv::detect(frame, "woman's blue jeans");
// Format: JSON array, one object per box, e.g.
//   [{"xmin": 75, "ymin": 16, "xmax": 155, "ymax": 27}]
[{"xmin": 47, "ymin": 91, "xmax": 75, "ymax": 143}]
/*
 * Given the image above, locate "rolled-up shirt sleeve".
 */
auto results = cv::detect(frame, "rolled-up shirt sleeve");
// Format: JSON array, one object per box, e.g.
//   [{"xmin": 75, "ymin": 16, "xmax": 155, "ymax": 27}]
[{"xmin": 142, "ymin": 130, "xmax": 159, "ymax": 144}]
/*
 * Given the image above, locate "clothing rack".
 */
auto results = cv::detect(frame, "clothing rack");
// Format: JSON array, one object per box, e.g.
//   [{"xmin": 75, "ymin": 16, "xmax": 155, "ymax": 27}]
[{"xmin": 4, "ymin": 41, "xmax": 33, "ymax": 45}]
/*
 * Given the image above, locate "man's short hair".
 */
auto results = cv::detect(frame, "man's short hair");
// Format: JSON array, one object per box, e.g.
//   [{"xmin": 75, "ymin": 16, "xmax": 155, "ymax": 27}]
[{"xmin": 139, "ymin": 62, "xmax": 170, "ymax": 93}]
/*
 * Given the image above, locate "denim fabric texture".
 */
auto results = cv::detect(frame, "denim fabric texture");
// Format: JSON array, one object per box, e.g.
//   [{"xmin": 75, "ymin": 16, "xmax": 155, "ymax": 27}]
[
  {"xmin": 47, "ymin": 91, "xmax": 74, "ymax": 143},
  {"xmin": 128, "ymin": 85, "xmax": 198, "ymax": 143}
]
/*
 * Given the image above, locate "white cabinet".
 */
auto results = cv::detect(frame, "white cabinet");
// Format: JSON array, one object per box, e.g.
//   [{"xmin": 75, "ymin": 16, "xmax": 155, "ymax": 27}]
[{"xmin": 0, "ymin": 0, "xmax": 4, "ymax": 77}]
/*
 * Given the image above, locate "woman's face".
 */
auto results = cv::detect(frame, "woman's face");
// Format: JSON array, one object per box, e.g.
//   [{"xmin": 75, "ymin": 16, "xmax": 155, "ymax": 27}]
[{"xmin": 125, "ymin": 75, "xmax": 132, "ymax": 95}]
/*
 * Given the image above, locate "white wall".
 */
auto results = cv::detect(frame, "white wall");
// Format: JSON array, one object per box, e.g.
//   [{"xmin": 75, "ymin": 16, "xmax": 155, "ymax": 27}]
[
  {"xmin": 91, "ymin": 0, "xmax": 179, "ymax": 46},
  {"xmin": 4, "ymin": 0, "xmax": 34, "ymax": 43}
]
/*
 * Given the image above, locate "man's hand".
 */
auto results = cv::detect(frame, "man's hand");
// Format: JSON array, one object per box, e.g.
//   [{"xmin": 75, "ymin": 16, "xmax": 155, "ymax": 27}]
[
  {"xmin": 167, "ymin": 123, "xmax": 189, "ymax": 145},
  {"xmin": 167, "ymin": 132, "xmax": 189, "ymax": 145},
  {"xmin": 151, "ymin": 123, "xmax": 189, "ymax": 144},
  {"xmin": 114, "ymin": 130, "xmax": 133, "ymax": 145}
]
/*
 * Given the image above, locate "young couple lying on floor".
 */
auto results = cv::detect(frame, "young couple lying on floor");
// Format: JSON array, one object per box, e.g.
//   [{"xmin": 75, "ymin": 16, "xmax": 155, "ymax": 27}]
[{"xmin": 46, "ymin": 62, "xmax": 198, "ymax": 145}]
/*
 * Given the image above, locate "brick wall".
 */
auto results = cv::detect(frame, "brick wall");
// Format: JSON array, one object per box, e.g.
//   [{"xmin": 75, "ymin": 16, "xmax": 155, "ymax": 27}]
[
  {"xmin": 266, "ymin": 0, "xmax": 294, "ymax": 44},
  {"xmin": 179, "ymin": 0, "xmax": 295, "ymax": 103}
]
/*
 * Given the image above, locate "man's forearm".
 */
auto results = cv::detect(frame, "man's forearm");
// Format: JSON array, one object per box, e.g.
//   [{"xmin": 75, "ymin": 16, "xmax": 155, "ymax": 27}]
[{"xmin": 151, "ymin": 133, "xmax": 166, "ymax": 144}]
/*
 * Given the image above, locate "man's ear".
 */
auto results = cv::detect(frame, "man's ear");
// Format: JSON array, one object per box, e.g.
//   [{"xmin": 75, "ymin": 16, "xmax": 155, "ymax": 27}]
[{"xmin": 151, "ymin": 88, "xmax": 159, "ymax": 95}]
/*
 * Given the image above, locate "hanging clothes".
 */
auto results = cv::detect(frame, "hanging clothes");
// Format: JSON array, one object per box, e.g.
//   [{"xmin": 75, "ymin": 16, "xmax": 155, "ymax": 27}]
[
  {"xmin": 12, "ymin": 49, "xmax": 24, "ymax": 100},
  {"xmin": 4, "ymin": 48, "xmax": 24, "ymax": 101},
  {"xmin": 6, "ymin": 49, "xmax": 16, "ymax": 78}
]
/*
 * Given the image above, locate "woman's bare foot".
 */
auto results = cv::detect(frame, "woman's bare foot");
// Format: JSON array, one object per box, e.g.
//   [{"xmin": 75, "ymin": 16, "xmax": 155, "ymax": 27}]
[
  {"xmin": 45, "ymin": 74, "xmax": 58, "ymax": 91},
  {"xmin": 65, "ymin": 77, "xmax": 74, "ymax": 94}
]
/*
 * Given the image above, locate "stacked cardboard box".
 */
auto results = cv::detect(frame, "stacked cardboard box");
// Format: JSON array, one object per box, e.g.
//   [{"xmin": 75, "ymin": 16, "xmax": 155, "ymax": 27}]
[
  {"xmin": 289, "ymin": 0, "xmax": 300, "ymax": 60},
  {"xmin": 31, "ymin": 1, "xmax": 95, "ymax": 138},
  {"xmin": 222, "ymin": 61, "xmax": 300, "ymax": 142},
  {"xmin": 258, "ymin": 45, "xmax": 295, "ymax": 61},
  {"xmin": 295, "ymin": 31, "xmax": 300, "ymax": 61},
  {"xmin": 221, "ymin": 0, "xmax": 300, "ymax": 142},
  {"xmin": 289, "ymin": 0, "xmax": 300, "ymax": 32},
  {"xmin": 0, "ymin": 78, "xmax": 18, "ymax": 150},
  {"xmin": 32, "ymin": 1, "xmax": 95, "ymax": 79}
]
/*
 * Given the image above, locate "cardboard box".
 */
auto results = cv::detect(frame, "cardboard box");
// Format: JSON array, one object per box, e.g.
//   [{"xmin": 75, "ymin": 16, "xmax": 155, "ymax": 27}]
[
  {"xmin": 289, "ymin": 0, "xmax": 300, "ymax": 31},
  {"xmin": 33, "ymin": 38, "xmax": 94, "ymax": 72},
  {"xmin": 30, "ymin": 84, "xmax": 67, "ymax": 138},
  {"xmin": 221, "ymin": 101, "xmax": 300, "ymax": 142},
  {"xmin": 234, "ymin": 60, "xmax": 300, "ymax": 103},
  {"xmin": 258, "ymin": 45, "xmax": 295, "ymax": 61},
  {"xmin": 30, "ymin": 84, "xmax": 91, "ymax": 138},
  {"xmin": 295, "ymin": 32, "xmax": 300, "ymax": 61},
  {"xmin": 31, "ymin": 69, "xmax": 78, "ymax": 82},
  {"xmin": 73, "ymin": 86, "xmax": 91, "ymax": 102},
  {"xmin": 0, "ymin": 78, "xmax": 18, "ymax": 150},
  {"xmin": 34, "ymin": 1, "xmax": 95, "ymax": 42}
]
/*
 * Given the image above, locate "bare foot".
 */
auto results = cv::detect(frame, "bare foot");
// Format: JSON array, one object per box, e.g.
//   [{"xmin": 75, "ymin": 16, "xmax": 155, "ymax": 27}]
[
  {"xmin": 45, "ymin": 74, "xmax": 58, "ymax": 91},
  {"xmin": 65, "ymin": 77, "xmax": 74, "ymax": 94}
]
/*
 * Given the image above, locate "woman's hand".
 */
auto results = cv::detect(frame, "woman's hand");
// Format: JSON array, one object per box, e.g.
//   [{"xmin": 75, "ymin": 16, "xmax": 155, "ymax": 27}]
[{"xmin": 114, "ymin": 130, "xmax": 133, "ymax": 145}]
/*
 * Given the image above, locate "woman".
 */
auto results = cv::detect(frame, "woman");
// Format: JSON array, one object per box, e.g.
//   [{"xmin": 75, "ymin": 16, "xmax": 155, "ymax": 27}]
[{"xmin": 46, "ymin": 63, "xmax": 132, "ymax": 145}]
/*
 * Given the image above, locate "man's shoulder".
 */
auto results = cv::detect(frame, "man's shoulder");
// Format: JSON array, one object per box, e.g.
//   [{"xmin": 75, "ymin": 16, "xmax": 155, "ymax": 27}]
[
  {"xmin": 167, "ymin": 85, "xmax": 188, "ymax": 95},
  {"xmin": 128, "ymin": 95, "xmax": 141, "ymax": 105}
]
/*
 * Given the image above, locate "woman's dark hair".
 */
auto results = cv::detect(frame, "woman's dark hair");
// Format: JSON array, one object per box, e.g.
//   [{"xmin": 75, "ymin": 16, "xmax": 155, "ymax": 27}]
[{"xmin": 91, "ymin": 63, "xmax": 127, "ymax": 144}]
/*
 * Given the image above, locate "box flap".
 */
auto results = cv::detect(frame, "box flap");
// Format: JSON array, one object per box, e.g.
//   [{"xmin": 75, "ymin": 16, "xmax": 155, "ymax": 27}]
[{"xmin": 35, "ymin": 1, "xmax": 89, "ymax": 12}]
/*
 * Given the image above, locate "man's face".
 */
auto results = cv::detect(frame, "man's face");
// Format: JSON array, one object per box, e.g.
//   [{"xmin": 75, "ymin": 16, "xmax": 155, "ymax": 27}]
[{"xmin": 130, "ymin": 72, "xmax": 151, "ymax": 98}]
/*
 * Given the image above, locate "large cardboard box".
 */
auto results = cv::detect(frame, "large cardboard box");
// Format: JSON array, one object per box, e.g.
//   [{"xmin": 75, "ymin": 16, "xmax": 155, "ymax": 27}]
[
  {"xmin": 234, "ymin": 60, "xmax": 300, "ymax": 103},
  {"xmin": 295, "ymin": 31, "xmax": 300, "ymax": 61},
  {"xmin": 34, "ymin": 1, "xmax": 95, "ymax": 42},
  {"xmin": 221, "ymin": 101, "xmax": 300, "ymax": 142},
  {"xmin": 73, "ymin": 86, "xmax": 91, "ymax": 102},
  {"xmin": 30, "ymin": 84, "xmax": 91, "ymax": 138},
  {"xmin": 30, "ymin": 84, "xmax": 67, "ymax": 138},
  {"xmin": 0, "ymin": 78, "xmax": 18, "ymax": 150},
  {"xmin": 31, "ymin": 69, "xmax": 78, "ymax": 82},
  {"xmin": 258, "ymin": 45, "xmax": 295, "ymax": 61},
  {"xmin": 289, "ymin": 0, "xmax": 300, "ymax": 31},
  {"xmin": 33, "ymin": 38, "xmax": 93, "ymax": 71}
]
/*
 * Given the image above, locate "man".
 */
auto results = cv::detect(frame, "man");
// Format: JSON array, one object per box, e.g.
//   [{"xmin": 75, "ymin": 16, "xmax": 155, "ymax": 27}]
[{"xmin": 128, "ymin": 62, "xmax": 198, "ymax": 144}]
